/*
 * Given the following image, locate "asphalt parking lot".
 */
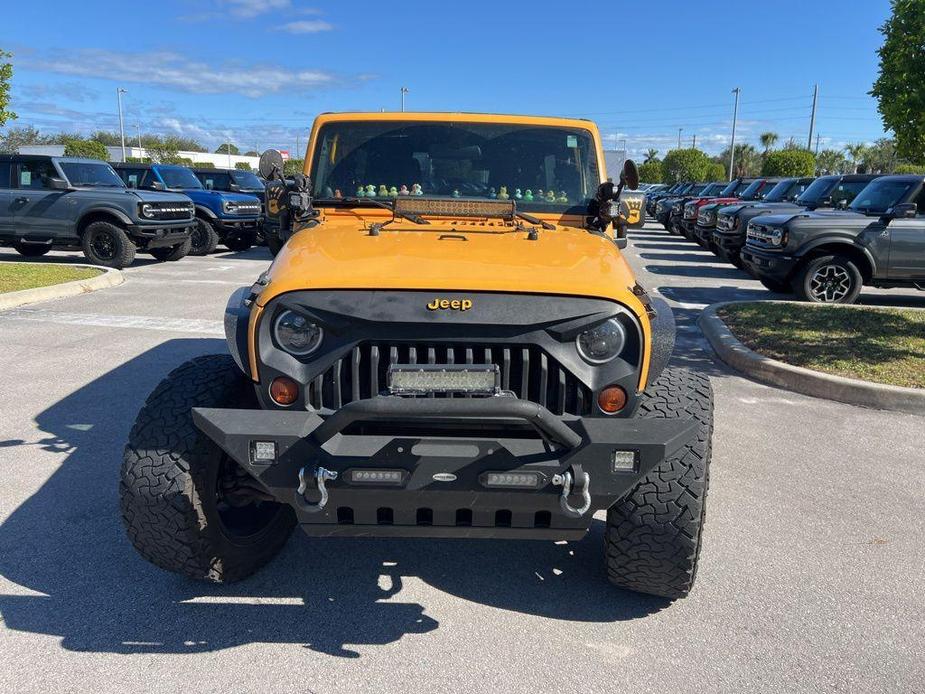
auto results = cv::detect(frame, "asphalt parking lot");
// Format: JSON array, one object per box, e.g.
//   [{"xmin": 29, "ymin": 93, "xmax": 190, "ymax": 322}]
[{"xmin": 1, "ymin": 224, "xmax": 923, "ymax": 694}]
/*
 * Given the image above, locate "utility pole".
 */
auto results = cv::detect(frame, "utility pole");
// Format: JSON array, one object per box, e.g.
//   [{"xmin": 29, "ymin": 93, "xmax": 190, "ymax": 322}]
[
  {"xmin": 808, "ymin": 84, "xmax": 819, "ymax": 151},
  {"xmin": 116, "ymin": 88, "xmax": 127, "ymax": 163},
  {"xmin": 622, "ymin": 138, "xmax": 627, "ymax": 165},
  {"xmin": 692, "ymin": 134, "xmax": 697, "ymax": 149},
  {"xmin": 815, "ymin": 133, "xmax": 821, "ymax": 155},
  {"xmin": 677, "ymin": 128, "xmax": 683, "ymax": 149},
  {"xmin": 227, "ymin": 142, "xmax": 233, "ymax": 168},
  {"xmin": 135, "ymin": 123, "xmax": 142, "ymax": 157},
  {"xmin": 400, "ymin": 86, "xmax": 409, "ymax": 112},
  {"xmin": 729, "ymin": 87, "xmax": 741, "ymax": 181}
]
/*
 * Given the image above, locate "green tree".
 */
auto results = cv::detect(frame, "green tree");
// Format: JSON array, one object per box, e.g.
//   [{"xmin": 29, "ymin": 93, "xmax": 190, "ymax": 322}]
[
  {"xmin": 661, "ymin": 148, "xmax": 711, "ymax": 183},
  {"xmin": 759, "ymin": 132, "xmax": 779, "ymax": 152},
  {"xmin": 0, "ymin": 125, "xmax": 53, "ymax": 153},
  {"xmin": 704, "ymin": 162, "xmax": 726, "ymax": 181},
  {"xmin": 0, "ymin": 49, "xmax": 15, "ymax": 127},
  {"xmin": 844, "ymin": 143, "xmax": 869, "ymax": 173},
  {"xmin": 761, "ymin": 149, "xmax": 816, "ymax": 177},
  {"xmin": 63, "ymin": 138, "xmax": 109, "ymax": 160},
  {"xmin": 284, "ymin": 158, "xmax": 305, "ymax": 176},
  {"xmin": 637, "ymin": 160, "xmax": 663, "ymax": 183},
  {"xmin": 719, "ymin": 143, "xmax": 761, "ymax": 177},
  {"xmin": 871, "ymin": 0, "xmax": 925, "ymax": 162},
  {"xmin": 643, "ymin": 148, "xmax": 659, "ymax": 163},
  {"xmin": 243, "ymin": 150, "xmax": 259, "ymax": 157},
  {"xmin": 235, "ymin": 162, "xmax": 253, "ymax": 171},
  {"xmin": 216, "ymin": 143, "xmax": 240, "ymax": 155},
  {"xmin": 861, "ymin": 138, "xmax": 897, "ymax": 172},
  {"xmin": 894, "ymin": 162, "xmax": 925, "ymax": 174},
  {"xmin": 816, "ymin": 149, "xmax": 849, "ymax": 175}
]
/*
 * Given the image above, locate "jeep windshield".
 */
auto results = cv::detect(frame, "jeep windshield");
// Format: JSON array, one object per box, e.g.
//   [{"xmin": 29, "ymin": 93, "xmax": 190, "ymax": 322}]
[
  {"xmin": 59, "ymin": 162, "xmax": 125, "ymax": 188},
  {"xmin": 309, "ymin": 120, "xmax": 600, "ymax": 212},
  {"xmin": 231, "ymin": 170, "xmax": 264, "ymax": 190},
  {"xmin": 849, "ymin": 178, "xmax": 917, "ymax": 215},
  {"xmin": 159, "ymin": 167, "xmax": 203, "ymax": 190}
]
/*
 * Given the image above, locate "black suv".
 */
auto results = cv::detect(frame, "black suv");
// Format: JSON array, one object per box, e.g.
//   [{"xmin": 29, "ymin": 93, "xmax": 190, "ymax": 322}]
[
  {"xmin": 0, "ymin": 155, "xmax": 195, "ymax": 268},
  {"xmin": 741, "ymin": 175, "xmax": 925, "ymax": 302},
  {"xmin": 713, "ymin": 174, "xmax": 879, "ymax": 268}
]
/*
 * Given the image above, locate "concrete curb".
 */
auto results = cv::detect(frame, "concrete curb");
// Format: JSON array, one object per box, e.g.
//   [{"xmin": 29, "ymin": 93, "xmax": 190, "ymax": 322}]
[
  {"xmin": 0, "ymin": 264, "xmax": 124, "ymax": 311},
  {"xmin": 698, "ymin": 301, "xmax": 925, "ymax": 416}
]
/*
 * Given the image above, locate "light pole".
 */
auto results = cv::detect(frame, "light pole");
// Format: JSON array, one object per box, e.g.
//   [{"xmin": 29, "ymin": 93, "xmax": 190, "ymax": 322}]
[
  {"xmin": 622, "ymin": 138, "xmax": 627, "ymax": 165},
  {"xmin": 729, "ymin": 87, "xmax": 741, "ymax": 181},
  {"xmin": 677, "ymin": 128, "xmax": 682, "ymax": 149},
  {"xmin": 400, "ymin": 86, "xmax": 409, "ymax": 112},
  {"xmin": 807, "ymin": 83, "xmax": 819, "ymax": 151},
  {"xmin": 116, "ymin": 88, "xmax": 127, "ymax": 163},
  {"xmin": 135, "ymin": 123, "xmax": 142, "ymax": 156},
  {"xmin": 227, "ymin": 142, "xmax": 233, "ymax": 168}
]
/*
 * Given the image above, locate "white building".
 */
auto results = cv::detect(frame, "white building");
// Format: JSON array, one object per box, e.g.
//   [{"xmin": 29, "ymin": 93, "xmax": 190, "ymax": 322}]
[{"xmin": 17, "ymin": 145, "xmax": 260, "ymax": 170}]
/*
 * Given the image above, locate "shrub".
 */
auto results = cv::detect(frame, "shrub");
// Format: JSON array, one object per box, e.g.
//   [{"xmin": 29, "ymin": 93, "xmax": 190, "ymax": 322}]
[
  {"xmin": 62, "ymin": 138, "xmax": 109, "ymax": 161},
  {"xmin": 637, "ymin": 160, "xmax": 663, "ymax": 183},
  {"xmin": 761, "ymin": 149, "xmax": 816, "ymax": 177},
  {"xmin": 894, "ymin": 163, "xmax": 925, "ymax": 174},
  {"xmin": 235, "ymin": 162, "xmax": 253, "ymax": 171},
  {"xmin": 704, "ymin": 162, "xmax": 726, "ymax": 182},
  {"xmin": 661, "ymin": 148, "xmax": 711, "ymax": 184}
]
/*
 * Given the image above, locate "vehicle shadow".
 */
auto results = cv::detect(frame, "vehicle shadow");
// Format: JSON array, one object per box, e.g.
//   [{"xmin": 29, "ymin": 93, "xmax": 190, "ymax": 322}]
[
  {"xmin": 646, "ymin": 264, "xmax": 748, "ymax": 281},
  {"xmin": 0, "ymin": 250, "xmax": 164, "ymax": 268},
  {"xmin": 0, "ymin": 339, "xmax": 666, "ymax": 657},
  {"xmin": 640, "ymin": 252, "xmax": 727, "ymax": 264}
]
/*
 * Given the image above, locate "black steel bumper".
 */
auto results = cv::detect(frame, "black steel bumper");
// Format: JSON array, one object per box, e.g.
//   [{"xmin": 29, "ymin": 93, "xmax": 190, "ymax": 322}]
[
  {"xmin": 127, "ymin": 221, "xmax": 194, "ymax": 249},
  {"xmin": 192, "ymin": 396, "xmax": 698, "ymax": 540},
  {"xmin": 740, "ymin": 246, "xmax": 799, "ymax": 282},
  {"xmin": 214, "ymin": 216, "xmax": 262, "ymax": 241},
  {"xmin": 678, "ymin": 219, "xmax": 697, "ymax": 237},
  {"xmin": 712, "ymin": 229, "xmax": 745, "ymax": 254},
  {"xmin": 693, "ymin": 224, "xmax": 715, "ymax": 246}
]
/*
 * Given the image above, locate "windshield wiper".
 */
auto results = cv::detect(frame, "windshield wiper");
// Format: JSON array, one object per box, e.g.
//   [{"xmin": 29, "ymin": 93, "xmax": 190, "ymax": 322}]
[
  {"xmin": 336, "ymin": 197, "xmax": 429, "ymax": 225},
  {"xmin": 515, "ymin": 211, "xmax": 555, "ymax": 230}
]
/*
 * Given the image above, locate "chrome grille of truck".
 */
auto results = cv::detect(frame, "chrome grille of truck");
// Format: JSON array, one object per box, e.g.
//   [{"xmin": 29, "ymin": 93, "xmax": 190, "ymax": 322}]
[{"xmin": 307, "ymin": 342, "xmax": 592, "ymax": 416}]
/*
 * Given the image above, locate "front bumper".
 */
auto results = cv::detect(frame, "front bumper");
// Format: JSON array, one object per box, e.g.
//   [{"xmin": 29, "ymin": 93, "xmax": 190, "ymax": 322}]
[
  {"xmin": 214, "ymin": 216, "xmax": 262, "ymax": 241},
  {"xmin": 192, "ymin": 395, "xmax": 698, "ymax": 539},
  {"xmin": 713, "ymin": 228, "xmax": 746, "ymax": 254},
  {"xmin": 740, "ymin": 246, "xmax": 799, "ymax": 281},
  {"xmin": 127, "ymin": 220, "xmax": 194, "ymax": 249},
  {"xmin": 693, "ymin": 224, "xmax": 716, "ymax": 246}
]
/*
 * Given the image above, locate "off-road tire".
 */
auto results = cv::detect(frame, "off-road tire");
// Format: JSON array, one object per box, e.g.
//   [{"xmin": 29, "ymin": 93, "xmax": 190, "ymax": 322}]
[
  {"xmin": 81, "ymin": 220, "xmax": 136, "ymax": 269},
  {"xmin": 121, "ymin": 354, "xmax": 296, "ymax": 582},
  {"xmin": 758, "ymin": 277, "xmax": 792, "ymax": 294},
  {"xmin": 224, "ymin": 237, "xmax": 253, "ymax": 252},
  {"xmin": 13, "ymin": 243, "xmax": 51, "ymax": 257},
  {"xmin": 266, "ymin": 233, "xmax": 284, "ymax": 257},
  {"xmin": 605, "ymin": 368, "xmax": 713, "ymax": 600},
  {"xmin": 150, "ymin": 237, "xmax": 192, "ymax": 262},
  {"xmin": 190, "ymin": 218, "xmax": 219, "ymax": 256},
  {"xmin": 791, "ymin": 253, "xmax": 863, "ymax": 304}
]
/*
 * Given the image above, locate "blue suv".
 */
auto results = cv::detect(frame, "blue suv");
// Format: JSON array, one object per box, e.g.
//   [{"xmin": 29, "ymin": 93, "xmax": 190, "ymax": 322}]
[{"xmin": 112, "ymin": 163, "xmax": 262, "ymax": 254}]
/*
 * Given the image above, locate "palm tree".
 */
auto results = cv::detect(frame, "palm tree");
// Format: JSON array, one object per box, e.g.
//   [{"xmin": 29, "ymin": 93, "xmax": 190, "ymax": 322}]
[
  {"xmin": 844, "ymin": 143, "xmax": 868, "ymax": 173},
  {"xmin": 759, "ymin": 132, "xmax": 779, "ymax": 153},
  {"xmin": 644, "ymin": 148, "xmax": 659, "ymax": 163}
]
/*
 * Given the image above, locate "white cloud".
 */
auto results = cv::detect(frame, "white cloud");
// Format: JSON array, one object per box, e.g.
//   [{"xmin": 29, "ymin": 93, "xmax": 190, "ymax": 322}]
[
  {"xmin": 24, "ymin": 49, "xmax": 362, "ymax": 98},
  {"xmin": 278, "ymin": 19, "xmax": 333, "ymax": 33},
  {"xmin": 220, "ymin": 0, "xmax": 292, "ymax": 18}
]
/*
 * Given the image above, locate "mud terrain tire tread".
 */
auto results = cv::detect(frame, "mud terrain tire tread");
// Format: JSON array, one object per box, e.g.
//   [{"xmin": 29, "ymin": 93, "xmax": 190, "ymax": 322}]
[
  {"xmin": 120, "ymin": 354, "xmax": 295, "ymax": 582},
  {"xmin": 605, "ymin": 367, "xmax": 713, "ymax": 599},
  {"xmin": 190, "ymin": 218, "xmax": 220, "ymax": 255},
  {"xmin": 81, "ymin": 221, "xmax": 136, "ymax": 269}
]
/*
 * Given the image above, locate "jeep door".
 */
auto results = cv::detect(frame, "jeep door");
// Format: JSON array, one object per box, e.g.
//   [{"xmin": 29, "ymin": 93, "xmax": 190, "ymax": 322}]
[
  {"xmin": 11, "ymin": 160, "xmax": 73, "ymax": 241},
  {"xmin": 887, "ymin": 186, "xmax": 925, "ymax": 280},
  {"xmin": 0, "ymin": 160, "xmax": 12, "ymax": 237}
]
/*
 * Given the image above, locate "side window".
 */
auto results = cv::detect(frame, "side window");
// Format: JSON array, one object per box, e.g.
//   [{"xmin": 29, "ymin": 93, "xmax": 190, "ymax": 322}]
[
  {"xmin": 17, "ymin": 160, "xmax": 59, "ymax": 189},
  {"xmin": 916, "ymin": 186, "xmax": 925, "ymax": 215},
  {"xmin": 832, "ymin": 181, "xmax": 868, "ymax": 205},
  {"xmin": 120, "ymin": 168, "xmax": 145, "ymax": 188},
  {"xmin": 0, "ymin": 163, "xmax": 10, "ymax": 188}
]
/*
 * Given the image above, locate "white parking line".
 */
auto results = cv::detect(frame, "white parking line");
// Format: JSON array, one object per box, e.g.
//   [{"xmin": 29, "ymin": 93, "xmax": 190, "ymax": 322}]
[{"xmin": 0, "ymin": 308, "xmax": 224, "ymax": 335}]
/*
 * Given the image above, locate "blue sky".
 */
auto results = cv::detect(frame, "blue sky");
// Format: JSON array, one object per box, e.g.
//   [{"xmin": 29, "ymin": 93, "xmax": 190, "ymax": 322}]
[{"xmin": 1, "ymin": 0, "xmax": 893, "ymax": 159}]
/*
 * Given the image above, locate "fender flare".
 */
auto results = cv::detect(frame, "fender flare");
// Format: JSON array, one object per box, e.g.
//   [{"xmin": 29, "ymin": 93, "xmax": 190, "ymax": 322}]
[
  {"xmin": 795, "ymin": 236, "xmax": 879, "ymax": 277},
  {"xmin": 195, "ymin": 204, "xmax": 219, "ymax": 220},
  {"xmin": 77, "ymin": 206, "xmax": 134, "ymax": 230}
]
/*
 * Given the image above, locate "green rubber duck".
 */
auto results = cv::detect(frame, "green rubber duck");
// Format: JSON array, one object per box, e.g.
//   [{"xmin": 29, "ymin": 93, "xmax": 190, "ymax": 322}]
[
  {"xmin": 514, "ymin": 188, "xmax": 522, "ymax": 200},
  {"xmin": 389, "ymin": 186, "xmax": 399, "ymax": 198},
  {"xmin": 366, "ymin": 184, "xmax": 377, "ymax": 197},
  {"xmin": 524, "ymin": 189, "xmax": 534, "ymax": 202},
  {"xmin": 498, "ymin": 186, "xmax": 509, "ymax": 200},
  {"xmin": 378, "ymin": 184, "xmax": 388, "ymax": 198},
  {"xmin": 357, "ymin": 185, "xmax": 366, "ymax": 198},
  {"xmin": 557, "ymin": 190, "xmax": 568, "ymax": 203},
  {"xmin": 545, "ymin": 190, "xmax": 556, "ymax": 203}
]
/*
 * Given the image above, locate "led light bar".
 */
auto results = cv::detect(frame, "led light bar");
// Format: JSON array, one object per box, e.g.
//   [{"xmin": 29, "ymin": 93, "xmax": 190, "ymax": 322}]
[
  {"xmin": 388, "ymin": 364, "xmax": 499, "ymax": 395},
  {"xmin": 394, "ymin": 196, "xmax": 516, "ymax": 219},
  {"xmin": 481, "ymin": 471, "xmax": 543, "ymax": 489},
  {"xmin": 348, "ymin": 469, "xmax": 406, "ymax": 485}
]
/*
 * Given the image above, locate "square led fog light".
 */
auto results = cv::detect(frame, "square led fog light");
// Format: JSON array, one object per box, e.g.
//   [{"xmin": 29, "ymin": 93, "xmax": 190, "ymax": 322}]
[
  {"xmin": 611, "ymin": 450, "xmax": 637, "ymax": 472},
  {"xmin": 250, "ymin": 440, "xmax": 277, "ymax": 464}
]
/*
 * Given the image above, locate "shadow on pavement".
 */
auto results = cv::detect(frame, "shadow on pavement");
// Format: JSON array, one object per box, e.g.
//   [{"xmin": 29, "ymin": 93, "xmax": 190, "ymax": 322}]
[
  {"xmin": 640, "ymin": 252, "xmax": 727, "ymax": 264},
  {"xmin": 646, "ymin": 264, "xmax": 748, "ymax": 281},
  {"xmin": 0, "ymin": 339, "xmax": 666, "ymax": 657}
]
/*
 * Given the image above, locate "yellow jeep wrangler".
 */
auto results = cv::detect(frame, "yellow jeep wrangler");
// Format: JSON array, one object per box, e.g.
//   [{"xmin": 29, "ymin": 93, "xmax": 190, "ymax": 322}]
[{"xmin": 121, "ymin": 113, "xmax": 713, "ymax": 599}]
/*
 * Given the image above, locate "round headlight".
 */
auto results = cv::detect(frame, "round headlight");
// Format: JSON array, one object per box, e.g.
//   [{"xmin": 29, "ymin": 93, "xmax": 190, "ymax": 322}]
[
  {"xmin": 274, "ymin": 310, "xmax": 323, "ymax": 356},
  {"xmin": 576, "ymin": 318, "xmax": 627, "ymax": 364},
  {"xmin": 141, "ymin": 203, "xmax": 156, "ymax": 218}
]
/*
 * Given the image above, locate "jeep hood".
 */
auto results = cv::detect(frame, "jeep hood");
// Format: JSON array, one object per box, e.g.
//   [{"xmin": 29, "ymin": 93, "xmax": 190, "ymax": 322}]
[{"xmin": 258, "ymin": 216, "xmax": 643, "ymax": 312}]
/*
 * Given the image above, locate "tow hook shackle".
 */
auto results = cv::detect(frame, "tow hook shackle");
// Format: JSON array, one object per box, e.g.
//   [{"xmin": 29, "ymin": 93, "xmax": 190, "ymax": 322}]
[
  {"xmin": 295, "ymin": 466, "xmax": 338, "ymax": 513},
  {"xmin": 552, "ymin": 465, "xmax": 592, "ymax": 518}
]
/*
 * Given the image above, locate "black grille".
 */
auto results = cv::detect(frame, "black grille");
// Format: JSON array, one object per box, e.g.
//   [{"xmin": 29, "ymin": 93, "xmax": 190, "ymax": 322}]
[{"xmin": 307, "ymin": 343, "xmax": 591, "ymax": 416}]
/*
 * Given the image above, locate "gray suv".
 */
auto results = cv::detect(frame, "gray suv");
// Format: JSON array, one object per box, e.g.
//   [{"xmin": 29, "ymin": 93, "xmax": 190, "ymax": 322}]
[
  {"xmin": 741, "ymin": 175, "xmax": 925, "ymax": 303},
  {"xmin": 0, "ymin": 155, "xmax": 195, "ymax": 268}
]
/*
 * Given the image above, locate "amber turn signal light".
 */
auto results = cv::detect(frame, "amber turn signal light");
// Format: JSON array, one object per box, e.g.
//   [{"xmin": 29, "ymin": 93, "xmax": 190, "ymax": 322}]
[
  {"xmin": 598, "ymin": 385, "xmax": 627, "ymax": 414},
  {"xmin": 269, "ymin": 376, "xmax": 299, "ymax": 406}
]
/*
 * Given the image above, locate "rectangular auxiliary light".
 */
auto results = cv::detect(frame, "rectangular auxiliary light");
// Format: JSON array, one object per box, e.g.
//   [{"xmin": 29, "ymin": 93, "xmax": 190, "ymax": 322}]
[
  {"xmin": 250, "ymin": 440, "xmax": 278, "ymax": 464},
  {"xmin": 611, "ymin": 450, "xmax": 637, "ymax": 472},
  {"xmin": 393, "ymin": 195, "xmax": 516, "ymax": 219},
  {"xmin": 349, "ymin": 469, "xmax": 406, "ymax": 485},
  {"xmin": 482, "ymin": 471, "xmax": 543, "ymax": 489},
  {"xmin": 388, "ymin": 364, "xmax": 499, "ymax": 395}
]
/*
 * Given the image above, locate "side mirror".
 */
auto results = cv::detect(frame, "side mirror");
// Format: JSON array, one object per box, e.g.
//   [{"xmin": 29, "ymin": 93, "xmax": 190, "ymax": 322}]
[
  {"xmin": 259, "ymin": 149, "xmax": 286, "ymax": 180},
  {"xmin": 205, "ymin": 181, "xmax": 214, "ymax": 190},
  {"xmin": 889, "ymin": 202, "xmax": 917, "ymax": 219},
  {"xmin": 620, "ymin": 159, "xmax": 640, "ymax": 191},
  {"xmin": 835, "ymin": 199, "xmax": 849, "ymax": 210},
  {"xmin": 229, "ymin": 183, "xmax": 241, "ymax": 192},
  {"xmin": 46, "ymin": 176, "xmax": 69, "ymax": 190},
  {"xmin": 150, "ymin": 181, "xmax": 167, "ymax": 191}
]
